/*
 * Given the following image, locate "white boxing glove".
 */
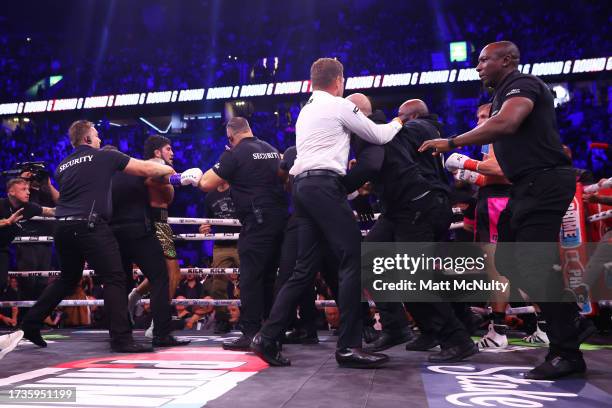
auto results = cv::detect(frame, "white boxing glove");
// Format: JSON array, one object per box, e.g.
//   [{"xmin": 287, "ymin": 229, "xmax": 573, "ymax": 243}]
[
  {"xmin": 454, "ymin": 169, "xmax": 485, "ymax": 186},
  {"xmin": 180, "ymin": 168, "xmax": 203, "ymax": 186},
  {"xmin": 584, "ymin": 177, "xmax": 612, "ymax": 193},
  {"xmin": 445, "ymin": 153, "xmax": 472, "ymax": 172}
]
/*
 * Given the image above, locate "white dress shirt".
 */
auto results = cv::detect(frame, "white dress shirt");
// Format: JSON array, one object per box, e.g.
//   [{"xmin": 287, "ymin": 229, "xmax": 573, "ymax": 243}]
[{"xmin": 290, "ymin": 90, "xmax": 402, "ymax": 176}]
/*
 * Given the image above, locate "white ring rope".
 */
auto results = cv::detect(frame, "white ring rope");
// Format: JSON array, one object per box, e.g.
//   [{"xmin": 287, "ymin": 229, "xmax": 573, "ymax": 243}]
[
  {"xmin": 8, "ymin": 267, "xmax": 239, "ymax": 278},
  {"xmin": 12, "ymin": 233, "xmax": 240, "ymax": 244},
  {"xmin": 587, "ymin": 209, "xmax": 612, "ymax": 223},
  {"xmin": 0, "ymin": 298, "xmax": 339, "ymax": 308},
  {"xmin": 12, "ymin": 223, "xmax": 466, "ymax": 244},
  {"xmin": 27, "ymin": 208, "xmax": 612, "ymax": 228},
  {"xmin": 31, "ymin": 208, "xmax": 465, "ymax": 226},
  {"xmin": 6, "ymin": 298, "xmax": 606, "ymax": 312}
]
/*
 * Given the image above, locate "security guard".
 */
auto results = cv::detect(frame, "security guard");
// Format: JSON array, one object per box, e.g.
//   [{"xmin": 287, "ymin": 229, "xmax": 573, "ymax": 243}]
[
  {"xmin": 179, "ymin": 116, "xmax": 288, "ymax": 351},
  {"xmin": 251, "ymin": 58, "xmax": 405, "ymax": 368},
  {"xmin": 344, "ymin": 94, "xmax": 477, "ymax": 363},
  {"xmin": 107, "ymin": 145, "xmax": 190, "ymax": 348},
  {"xmin": 21, "ymin": 120, "xmax": 174, "ymax": 352},
  {"xmin": 420, "ymin": 41, "xmax": 591, "ymax": 379}
]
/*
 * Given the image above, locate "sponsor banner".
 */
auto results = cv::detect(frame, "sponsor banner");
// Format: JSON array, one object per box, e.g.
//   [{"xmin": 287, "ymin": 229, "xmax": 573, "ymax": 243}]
[
  {"xmin": 421, "ymin": 363, "xmax": 611, "ymax": 408},
  {"xmin": 559, "ymin": 184, "xmax": 596, "ymax": 315}
]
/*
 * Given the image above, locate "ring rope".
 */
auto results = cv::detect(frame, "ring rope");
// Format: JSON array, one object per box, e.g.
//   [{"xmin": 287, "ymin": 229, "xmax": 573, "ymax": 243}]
[
  {"xmin": 30, "ymin": 208, "xmax": 465, "ymax": 226},
  {"xmin": 8, "ymin": 267, "xmax": 239, "ymax": 278},
  {"xmin": 0, "ymin": 298, "xmax": 340, "ymax": 308},
  {"xmin": 5, "ymin": 298, "xmax": 606, "ymax": 312},
  {"xmin": 12, "ymin": 223, "xmax": 466, "ymax": 244}
]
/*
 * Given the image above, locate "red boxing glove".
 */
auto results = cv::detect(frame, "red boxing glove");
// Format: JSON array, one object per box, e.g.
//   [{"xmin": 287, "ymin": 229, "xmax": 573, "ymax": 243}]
[{"xmin": 590, "ymin": 142, "xmax": 609, "ymax": 150}]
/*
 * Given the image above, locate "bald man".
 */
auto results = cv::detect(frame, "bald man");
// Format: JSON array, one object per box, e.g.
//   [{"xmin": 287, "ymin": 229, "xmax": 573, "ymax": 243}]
[
  {"xmin": 344, "ymin": 94, "xmax": 477, "ymax": 363},
  {"xmin": 420, "ymin": 41, "xmax": 592, "ymax": 379}
]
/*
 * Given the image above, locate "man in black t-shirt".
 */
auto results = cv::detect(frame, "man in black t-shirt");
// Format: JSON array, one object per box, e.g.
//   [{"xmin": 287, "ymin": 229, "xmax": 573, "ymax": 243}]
[
  {"xmin": 345, "ymin": 94, "xmax": 476, "ymax": 362},
  {"xmin": 420, "ymin": 41, "xmax": 589, "ymax": 380},
  {"xmin": 14, "ymin": 169, "xmax": 59, "ymax": 299},
  {"xmin": 1, "ymin": 178, "xmax": 55, "ymax": 293},
  {"xmin": 199, "ymin": 181, "xmax": 240, "ymax": 334},
  {"xmin": 178, "ymin": 116, "xmax": 288, "ymax": 350},
  {"xmin": 21, "ymin": 120, "xmax": 175, "ymax": 353},
  {"xmin": 109, "ymin": 144, "xmax": 189, "ymax": 348}
]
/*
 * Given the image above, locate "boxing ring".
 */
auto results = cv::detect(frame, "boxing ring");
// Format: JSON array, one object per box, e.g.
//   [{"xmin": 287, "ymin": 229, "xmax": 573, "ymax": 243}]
[{"xmin": 1, "ymin": 211, "xmax": 611, "ymax": 408}]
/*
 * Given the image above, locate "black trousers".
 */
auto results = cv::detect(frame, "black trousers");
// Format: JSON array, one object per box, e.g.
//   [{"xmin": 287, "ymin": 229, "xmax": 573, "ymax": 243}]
[
  {"xmin": 238, "ymin": 209, "xmax": 287, "ymax": 336},
  {"xmin": 275, "ymin": 214, "xmax": 341, "ymax": 332},
  {"xmin": 262, "ymin": 175, "xmax": 362, "ymax": 348},
  {"xmin": 495, "ymin": 168, "xmax": 581, "ymax": 359},
  {"xmin": 16, "ymin": 244, "xmax": 54, "ymax": 299},
  {"xmin": 369, "ymin": 191, "xmax": 472, "ymax": 348},
  {"xmin": 22, "ymin": 221, "xmax": 132, "ymax": 344},
  {"xmin": 112, "ymin": 222, "xmax": 171, "ymax": 337}
]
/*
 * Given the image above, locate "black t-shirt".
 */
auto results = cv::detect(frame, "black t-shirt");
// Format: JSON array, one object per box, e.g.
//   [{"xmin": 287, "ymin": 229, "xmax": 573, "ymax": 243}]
[
  {"xmin": 110, "ymin": 172, "xmax": 149, "ymax": 225},
  {"xmin": 407, "ymin": 115, "xmax": 450, "ymax": 194},
  {"xmin": 212, "ymin": 137, "xmax": 287, "ymax": 217},
  {"xmin": 55, "ymin": 145, "xmax": 131, "ymax": 222},
  {"xmin": 0, "ymin": 199, "xmax": 42, "ymax": 249},
  {"xmin": 491, "ymin": 70, "xmax": 571, "ymax": 182},
  {"xmin": 349, "ymin": 111, "xmax": 450, "ymax": 215},
  {"xmin": 204, "ymin": 188, "xmax": 240, "ymax": 243},
  {"xmin": 18, "ymin": 185, "xmax": 55, "ymax": 237},
  {"xmin": 176, "ymin": 280, "xmax": 204, "ymax": 300}
]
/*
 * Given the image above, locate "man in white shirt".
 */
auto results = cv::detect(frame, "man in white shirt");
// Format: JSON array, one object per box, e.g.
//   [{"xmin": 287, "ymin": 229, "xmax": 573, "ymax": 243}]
[{"xmin": 251, "ymin": 58, "xmax": 404, "ymax": 368}]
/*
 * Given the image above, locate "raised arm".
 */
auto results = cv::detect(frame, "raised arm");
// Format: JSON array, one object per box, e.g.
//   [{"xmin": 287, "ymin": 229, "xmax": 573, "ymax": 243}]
[
  {"xmin": 338, "ymin": 100, "xmax": 403, "ymax": 145},
  {"xmin": 123, "ymin": 158, "xmax": 175, "ymax": 178},
  {"xmin": 419, "ymin": 97, "xmax": 534, "ymax": 154}
]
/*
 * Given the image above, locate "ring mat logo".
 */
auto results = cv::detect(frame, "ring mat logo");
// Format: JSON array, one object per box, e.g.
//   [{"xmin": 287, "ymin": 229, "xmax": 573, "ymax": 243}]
[
  {"xmin": 421, "ymin": 364, "xmax": 611, "ymax": 408},
  {"xmin": 0, "ymin": 347, "xmax": 268, "ymax": 407}
]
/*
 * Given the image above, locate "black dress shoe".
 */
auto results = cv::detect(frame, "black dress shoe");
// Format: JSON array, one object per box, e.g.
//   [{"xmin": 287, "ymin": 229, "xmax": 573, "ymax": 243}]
[
  {"xmin": 22, "ymin": 328, "xmax": 47, "ymax": 348},
  {"xmin": 428, "ymin": 341, "xmax": 478, "ymax": 363},
  {"xmin": 282, "ymin": 328, "xmax": 319, "ymax": 344},
  {"xmin": 153, "ymin": 335, "xmax": 191, "ymax": 347},
  {"xmin": 362, "ymin": 326, "xmax": 380, "ymax": 344},
  {"xmin": 251, "ymin": 334, "xmax": 291, "ymax": 366},
  {"xmin": 111, "ymin": 342, "xmax": 154, "ymax": 353},
  {"xmin": 366, "ymin": 327, "xmax": 414, "ymax": 352},
  {"xmin": 222, "ymin": 334, "xmax": 252, "ymax": 351},
  {"xmin": 214, "ymin": 320, "xmax": 232, "ymax": 334},
  {"xmin": 335, "ymin": 347, "xmax": 389, "ymax": 368},
  {"xmin": 525, "ymin": 356, "xmax": 586, "ymax": 380},
  {"xmin": 405, "ymin": 334, "xmax": 438, "ymax": 351}
]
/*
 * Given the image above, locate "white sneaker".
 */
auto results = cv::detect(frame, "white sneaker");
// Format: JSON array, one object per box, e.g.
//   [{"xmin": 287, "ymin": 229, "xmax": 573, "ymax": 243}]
[
  {"xmin": 127, "ymin": 289, "xmax": 143, "ymax": 325},
  {"xmin": 0, "ymin": 330, "xmax": 24, "ymax": 360},
  {"xmin": 145, "ymin": 321, "xmax": 154, "ymax": 339},
  {"xmin": 477, "ymin": 324, "xmax": 508, "ymax": 349},
  {"xmin": 522, "ymin": 326, "xmax": 549, "ymax": 344}
]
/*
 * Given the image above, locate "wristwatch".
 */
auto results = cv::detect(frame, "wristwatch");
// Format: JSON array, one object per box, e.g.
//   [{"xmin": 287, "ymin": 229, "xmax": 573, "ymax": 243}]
[{"xmin": 447, "ymin": 137, "xmax": 457, "ymax": 149}]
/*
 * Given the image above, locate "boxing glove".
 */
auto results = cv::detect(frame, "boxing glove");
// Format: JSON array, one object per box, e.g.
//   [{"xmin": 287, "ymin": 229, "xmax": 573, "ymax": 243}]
[
  {"xmin": 454, "ymin": 169, "xmax": 486, "ymax": 186},
  {"xmin": 169, "ymin": 168, "xmax": 203, "ymax": 187},
  {"xmin": 445, "ymin": 153, "xmax": 480, "ymax": 172}
]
